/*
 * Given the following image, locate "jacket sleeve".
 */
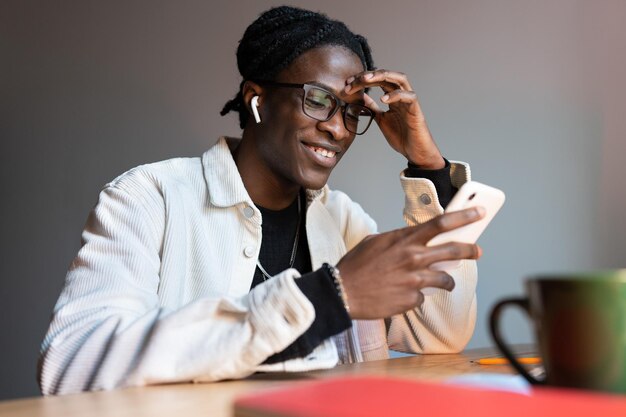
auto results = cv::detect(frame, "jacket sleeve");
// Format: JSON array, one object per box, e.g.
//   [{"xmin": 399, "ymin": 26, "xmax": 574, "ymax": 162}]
[
  {"xmin": 387, "ymin": 161, "xmax": 478, "ymax": 353},
  {"xmin": 38, "ymin": 180, "xmax": 318, "ymax": 395}
]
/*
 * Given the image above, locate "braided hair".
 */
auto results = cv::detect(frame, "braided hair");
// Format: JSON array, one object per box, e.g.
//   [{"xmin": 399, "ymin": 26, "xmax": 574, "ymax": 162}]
[{"xmin": 220, "ymin": 6, "xmax": 375, "ymax": 128}]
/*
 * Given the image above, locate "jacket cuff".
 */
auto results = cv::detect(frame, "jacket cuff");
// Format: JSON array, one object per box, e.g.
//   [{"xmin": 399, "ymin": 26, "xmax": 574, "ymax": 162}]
[
  {"xmin": 263, "ymin": 268, "xmax": 352, "ymax": 364},
  {"xmin": 405, "ymin": 158, "xmax": 455, "ymax": 208},
  {"xmin": 296, "ymin": 267, "xmax": 352, "ymax": 335},
  {"xmin": 400, "ymin": 161, "xmax": 472, "ymax": 224},
  {"xmin": 247, "ymin": 270, "xmax": 316, "ymax": 357}
]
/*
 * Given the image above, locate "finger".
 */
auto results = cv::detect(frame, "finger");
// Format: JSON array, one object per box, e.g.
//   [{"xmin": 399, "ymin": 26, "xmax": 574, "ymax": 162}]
[
  {"xmin": 419, "ymin": 242, "xmax": 482, "ymax": 266},
  {"xmin": 405, "ymin": 207, "xmax": 486, "ymax": 243},
  {"xmin": 380, "ymin": 90, "xmax": 419, "ymax": 107},
  {"xmin": 363, "ymin": 93, "xmax": 383, "ymax": 115},
  {"xmin": 382, "ymin": 206, "xmax": 482, "ymax": 245},
  {"xmin": 364, "ymin": 69, "xmax": 412, "ymax": 90},
  {"xmin": 414, "ymin": 270, "xmax": 455, "ymax": 292},
  {"xmin": 345, "ymin": 69, "xmax": 413, "ymax": 95}
]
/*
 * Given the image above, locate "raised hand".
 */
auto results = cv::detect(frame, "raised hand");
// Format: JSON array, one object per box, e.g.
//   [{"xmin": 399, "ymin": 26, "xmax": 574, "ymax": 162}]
[
  {"xmin": 337, "ymin": 207, "xmax": 484, "ymax": 319},
  {"xmin": 345, "ymin": 70, "xmax": 445, "ymax": 169}
]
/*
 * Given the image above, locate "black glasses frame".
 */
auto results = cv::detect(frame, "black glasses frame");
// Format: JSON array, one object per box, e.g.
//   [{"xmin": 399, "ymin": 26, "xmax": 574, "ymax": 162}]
[{"xmin": 254, "ymin": 80, "xmax": 375, "ymax": 135}]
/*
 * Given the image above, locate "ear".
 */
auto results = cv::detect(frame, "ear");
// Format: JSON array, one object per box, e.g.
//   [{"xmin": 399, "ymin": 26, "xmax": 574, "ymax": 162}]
[
  {"xmin": 250, "ymin": 96, "xmax": 261, "ymax": 123},
  {"xmin": 242, "ymin": 81, "xmax": 264, "ymax": 115}
]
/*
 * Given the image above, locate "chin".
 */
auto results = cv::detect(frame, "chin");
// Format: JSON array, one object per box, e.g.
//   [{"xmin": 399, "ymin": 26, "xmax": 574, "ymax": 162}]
[{"xmin": 298, "ymin": 170, "xmax": 331, "ymax": 191}]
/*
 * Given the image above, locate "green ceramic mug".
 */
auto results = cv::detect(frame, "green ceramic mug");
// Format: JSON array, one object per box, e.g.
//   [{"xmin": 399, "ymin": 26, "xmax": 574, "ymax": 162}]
[{"xmin": 489, "ymin": 271, "xmax": 626, "ymax": 393}]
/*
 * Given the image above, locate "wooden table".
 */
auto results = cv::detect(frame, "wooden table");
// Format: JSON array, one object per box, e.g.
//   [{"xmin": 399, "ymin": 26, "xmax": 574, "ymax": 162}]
[{"xmin": 0, "ymin": 345, "xmax": 536, "ymax": 417}]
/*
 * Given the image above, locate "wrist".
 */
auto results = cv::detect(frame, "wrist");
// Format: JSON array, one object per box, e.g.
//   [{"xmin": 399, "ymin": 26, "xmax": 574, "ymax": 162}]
[
  {"xmin": 322, "ymin": 263, "xmax": 350, "ymax": 314},
  {"xmin": 407, "ymin": 157, "xmax": 450, "ymax": 171},
  {"xmin": 407, "ymin": 155, "xmax": 445, "ymax": 170}
]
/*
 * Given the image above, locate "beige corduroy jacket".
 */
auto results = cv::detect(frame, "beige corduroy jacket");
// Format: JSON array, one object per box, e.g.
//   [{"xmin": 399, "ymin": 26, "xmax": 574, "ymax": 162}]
[{"xmin": 39, "ymin": 137, "xmax": 477, "ymax": 395}]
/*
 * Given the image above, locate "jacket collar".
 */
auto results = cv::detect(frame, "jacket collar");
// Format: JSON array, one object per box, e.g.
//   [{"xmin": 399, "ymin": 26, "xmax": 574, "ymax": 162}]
[{"xmin": 202, "ymin": 137, "xmax": 326, "ymax": 208}]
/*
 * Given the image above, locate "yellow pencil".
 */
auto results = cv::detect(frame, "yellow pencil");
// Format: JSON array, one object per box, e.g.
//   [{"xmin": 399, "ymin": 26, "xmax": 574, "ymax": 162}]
[{"xmin": 475, "ymin": 357, "xmax": 542, "ymax": 365}]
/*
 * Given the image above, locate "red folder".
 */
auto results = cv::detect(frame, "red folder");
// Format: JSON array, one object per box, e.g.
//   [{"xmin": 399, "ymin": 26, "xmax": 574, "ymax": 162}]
[{"xmin": 233, "ymin": 376, "xmax": 626, "ymax": 417}]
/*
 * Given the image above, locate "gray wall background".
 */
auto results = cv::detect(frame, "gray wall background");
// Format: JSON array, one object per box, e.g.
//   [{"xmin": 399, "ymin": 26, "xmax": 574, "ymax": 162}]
[{"xmin": 2, "ymin": 0, "xmax": 625, "ymax": 400}]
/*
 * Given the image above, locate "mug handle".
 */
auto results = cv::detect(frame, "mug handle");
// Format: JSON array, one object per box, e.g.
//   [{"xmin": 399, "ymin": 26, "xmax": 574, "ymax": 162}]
[{"xmin": 488, "ymin": 297, "xmax": 545, "ymax": 385}]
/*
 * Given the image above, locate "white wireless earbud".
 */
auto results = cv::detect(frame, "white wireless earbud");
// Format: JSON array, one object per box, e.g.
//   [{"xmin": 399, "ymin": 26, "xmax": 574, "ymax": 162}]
[{"xmin": 251, "ymin": 96, "xmax": 261, "ymax": 124}]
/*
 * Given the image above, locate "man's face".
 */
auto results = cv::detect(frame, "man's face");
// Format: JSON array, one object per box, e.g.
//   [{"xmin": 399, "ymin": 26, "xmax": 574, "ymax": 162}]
[{"xmin": 254, "ymin": 46, "xmax": 366, "ymax": 191}]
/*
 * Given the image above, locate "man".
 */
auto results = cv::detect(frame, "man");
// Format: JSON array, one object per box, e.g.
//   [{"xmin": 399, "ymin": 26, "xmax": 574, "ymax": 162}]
[{"xmin": 39, "ymin": 6, "xmax": 482, "ymax": 395}]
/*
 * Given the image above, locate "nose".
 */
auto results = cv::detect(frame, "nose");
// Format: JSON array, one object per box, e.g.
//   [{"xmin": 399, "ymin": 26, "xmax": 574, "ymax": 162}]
[{"xmin": 317, "ymin": 106, "xmax": 351, "ymax": 141}]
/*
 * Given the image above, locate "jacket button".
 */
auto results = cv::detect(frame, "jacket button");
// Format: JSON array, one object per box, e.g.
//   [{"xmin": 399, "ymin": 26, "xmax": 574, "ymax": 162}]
[
  {"xmin": 419, "ymin": 193, "xmax": 432, "ymax": 205},
  {"xmin": 243, "ymin": 206, "xmax": 255, "ymax": 219},
  {"xmin": 244, "ymin": 246, "xmax": 255, "ymax": 258}
]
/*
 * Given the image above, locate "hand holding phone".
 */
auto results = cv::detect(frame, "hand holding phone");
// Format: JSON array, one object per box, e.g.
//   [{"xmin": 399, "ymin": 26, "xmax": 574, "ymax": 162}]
[{"xmin": 427, "ymin": 181, "xmax": 505, "ymax": 272}]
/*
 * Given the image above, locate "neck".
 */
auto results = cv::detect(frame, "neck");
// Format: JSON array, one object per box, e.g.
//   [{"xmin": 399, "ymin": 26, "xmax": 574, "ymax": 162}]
[{"xmin": 234, "ymin": 132, "xmax": 301, "ymax": 210}]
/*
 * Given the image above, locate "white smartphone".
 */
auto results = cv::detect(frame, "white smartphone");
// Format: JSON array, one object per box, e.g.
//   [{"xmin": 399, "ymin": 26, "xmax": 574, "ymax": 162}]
[{"xmin": 426, "ymin": 181, "xmax": 505, "ymax": 272}]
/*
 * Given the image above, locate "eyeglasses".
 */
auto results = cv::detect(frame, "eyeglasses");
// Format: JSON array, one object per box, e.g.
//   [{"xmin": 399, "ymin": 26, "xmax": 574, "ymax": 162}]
[{"xmin": 255, "ymin": 81, "xmax": 375, "ymax": 135}]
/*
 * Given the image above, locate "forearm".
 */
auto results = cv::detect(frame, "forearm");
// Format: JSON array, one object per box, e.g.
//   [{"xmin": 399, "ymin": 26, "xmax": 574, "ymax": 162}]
[
  {"xmin": 39, "ymin": 180, "xmax": 319, "ymax": 394},
  {"xmin": 39, "ymin": 270, "xmax": 315, "ymax": 395},
  {"xmin": 263, "ymin": 267, "xmax": 351, "ymax": 364},
  {"xmin": 391, "ymin": 159, "xmax": 477, "ymax": 353}
]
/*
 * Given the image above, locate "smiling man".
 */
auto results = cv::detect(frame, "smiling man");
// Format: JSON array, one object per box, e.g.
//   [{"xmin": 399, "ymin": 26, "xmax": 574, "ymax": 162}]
[{"xmin": 38, "ymin": 6, "xmax": 483, "ymax": 395}]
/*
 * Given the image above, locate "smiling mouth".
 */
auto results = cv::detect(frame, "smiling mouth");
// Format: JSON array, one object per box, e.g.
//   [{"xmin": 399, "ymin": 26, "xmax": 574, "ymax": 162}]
[{"xmin": 303, "ymin": 143, "xmax": 337, "ymax": 158}]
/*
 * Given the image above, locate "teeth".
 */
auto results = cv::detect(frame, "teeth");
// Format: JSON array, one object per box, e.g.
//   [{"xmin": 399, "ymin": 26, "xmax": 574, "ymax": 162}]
[{"xmin": 310, "ymin": 146, "xmax": 335, "ymax": 158}]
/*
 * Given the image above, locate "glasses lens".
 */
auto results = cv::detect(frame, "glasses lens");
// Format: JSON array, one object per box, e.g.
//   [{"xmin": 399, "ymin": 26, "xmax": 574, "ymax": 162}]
[
  {"xmin": 345, "ymin": 104, "xmax": 374, "ymax": 135},
  {"xmin": 303, "ymin": 87, "xmax": 336, "ymax": 120},
  {"xmin": 302, "ymin": 85, "xmax": 373, "ymax": 135}
]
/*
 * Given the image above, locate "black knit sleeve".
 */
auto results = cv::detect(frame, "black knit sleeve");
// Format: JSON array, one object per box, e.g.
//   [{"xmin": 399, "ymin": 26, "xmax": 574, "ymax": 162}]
[{"xmin": 262, "ymin": 267, "xmax": 351, "ymax": 364}]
